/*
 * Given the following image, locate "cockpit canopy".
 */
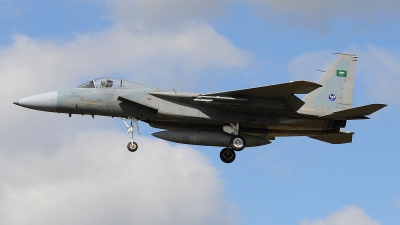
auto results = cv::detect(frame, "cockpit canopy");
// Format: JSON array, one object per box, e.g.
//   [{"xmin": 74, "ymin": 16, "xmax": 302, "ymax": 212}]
[{"xmin": 77, "ymin": 78, "xmax": 146, "ymax": 89}]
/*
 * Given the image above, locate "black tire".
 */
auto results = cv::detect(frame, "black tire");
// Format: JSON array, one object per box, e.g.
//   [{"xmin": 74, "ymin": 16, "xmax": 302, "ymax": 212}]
[
  {"xmin": 127, "ymin": 142, "xmax": 138, "ymax": 152},
  {"xmin": 230, "ymin": 135, "xmax": 246, "ymax": 151},
  {"xmin": 220, "ymin": 148, "xmax": 236, "ymax": 163}
]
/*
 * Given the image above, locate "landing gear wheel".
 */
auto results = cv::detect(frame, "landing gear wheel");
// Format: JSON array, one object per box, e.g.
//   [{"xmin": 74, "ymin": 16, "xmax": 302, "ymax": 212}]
[
  {"xmin": 230, "ymin": 135, "xmax": 246, "ymax": 151},
  {"xmin": 127, "ymin": 142, "xmax": 138, "ymax": 152},
  {"xmin": 220, "ymin": 148, "xmax": 236, "ymax": 163}
]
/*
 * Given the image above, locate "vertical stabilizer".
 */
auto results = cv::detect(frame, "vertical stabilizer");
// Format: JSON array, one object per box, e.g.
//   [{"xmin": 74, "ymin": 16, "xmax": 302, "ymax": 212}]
[{"xmin": 299, "ymin": 53, "xmax": 358, "ymax": 116}]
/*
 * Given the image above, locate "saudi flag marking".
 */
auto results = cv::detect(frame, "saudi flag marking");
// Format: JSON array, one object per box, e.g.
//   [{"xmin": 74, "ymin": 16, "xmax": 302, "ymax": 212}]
[{"xmin": 337, "ymin": 70, "xmax": 347, "ymax": 77}]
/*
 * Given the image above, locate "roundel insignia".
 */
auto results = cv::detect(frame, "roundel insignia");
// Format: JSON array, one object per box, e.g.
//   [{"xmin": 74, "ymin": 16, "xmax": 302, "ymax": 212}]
[{"xmin": 329, "ymin": 94, "xmax": 336, "ymax": 101}]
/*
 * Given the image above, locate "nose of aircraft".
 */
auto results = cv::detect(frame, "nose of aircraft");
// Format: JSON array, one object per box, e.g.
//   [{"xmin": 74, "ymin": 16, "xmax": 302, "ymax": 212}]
[{"xmin": 13, "ymin": 91, "xmax": 58, "ymax": 112}]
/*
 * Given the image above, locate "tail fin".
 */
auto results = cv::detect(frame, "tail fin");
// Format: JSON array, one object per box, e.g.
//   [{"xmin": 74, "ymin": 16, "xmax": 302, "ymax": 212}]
[{"xmin": 300, "ymin": 53, "xmax": 358, "ymax": 116}]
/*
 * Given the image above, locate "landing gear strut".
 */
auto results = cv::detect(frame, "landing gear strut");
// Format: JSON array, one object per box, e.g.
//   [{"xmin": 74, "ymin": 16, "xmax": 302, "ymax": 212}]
[{"xmin": 122, "ymin": 117, "xmax": 140, "ymax": 152}]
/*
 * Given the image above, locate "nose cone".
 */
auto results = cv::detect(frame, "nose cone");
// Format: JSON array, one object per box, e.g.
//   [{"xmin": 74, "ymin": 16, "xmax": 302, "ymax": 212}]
[{"xmin": 14, "ymin": 91, "xmax": 58, "ymax": 112}]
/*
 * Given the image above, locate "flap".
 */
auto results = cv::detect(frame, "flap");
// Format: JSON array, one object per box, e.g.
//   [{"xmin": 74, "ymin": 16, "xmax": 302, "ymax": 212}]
[
  {"xmin": 321, "ymin": 104, "xmax": 387, "ymax": 119},
  {"xmin": 309, "ymin": 131, "xmax": 354, "ymax": 144},
  {"xmin": 205, "ymin": 81, "xmax": 321, "ymax": 99}
]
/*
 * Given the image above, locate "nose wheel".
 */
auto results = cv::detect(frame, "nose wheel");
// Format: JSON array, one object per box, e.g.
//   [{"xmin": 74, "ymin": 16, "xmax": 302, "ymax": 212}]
[
  {"xmin": 127, "ymin": 142, "xmax": 138, "ymax": 152},
  {"xmin": 122, "ymin": 117, "xmax": 140, "ymax": 152}
]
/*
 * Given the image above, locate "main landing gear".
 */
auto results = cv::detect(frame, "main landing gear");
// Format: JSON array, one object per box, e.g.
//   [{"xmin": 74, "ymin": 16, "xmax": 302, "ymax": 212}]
[
  {"xmin": 220, "ymin": 123, "xmax": 247, "ymax": 163},
  {"xmin": 122, "ymin": 117, "xmax": 140, "ymax": 152},
  {"xmin": 230, "ymin": 135, "xmax": 246, "ymax": 151},
  {"xmin": 220, "ymin": 148, "xmax": 236, "ymax": 163}
]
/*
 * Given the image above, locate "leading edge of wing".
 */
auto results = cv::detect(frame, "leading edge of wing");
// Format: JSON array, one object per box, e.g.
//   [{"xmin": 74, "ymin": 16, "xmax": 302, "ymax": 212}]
[{"xmin": 204, "ymin": 81, "xmax": 322, "ymax": 99}]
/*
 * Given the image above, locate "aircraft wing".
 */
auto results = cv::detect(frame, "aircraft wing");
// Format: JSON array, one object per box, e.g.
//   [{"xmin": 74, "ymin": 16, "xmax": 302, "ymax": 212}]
[
  {"xmin": 148, "ymin": 81, "xmax": 321, "ymax": 112},
  {"xmin": 320, "ymin": 104, "xmax": 387, "ymax": 120},
  {"xmin": 204, "ymin": 81, "xmax": 321, "ymax": 98},
  {"xmin": 308, "ymin": 130, "xmax": 354, "ymax": 144}
]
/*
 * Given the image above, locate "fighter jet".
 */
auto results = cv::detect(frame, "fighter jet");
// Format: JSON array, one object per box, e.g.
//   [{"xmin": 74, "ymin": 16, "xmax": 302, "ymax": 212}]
[{"xmin": 13, "ymin": 53, "xmax": 386, "ymax": 163}]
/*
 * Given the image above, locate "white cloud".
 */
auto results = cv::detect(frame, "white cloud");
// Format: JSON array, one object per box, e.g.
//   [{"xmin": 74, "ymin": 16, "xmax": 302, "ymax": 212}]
[
  {"xmin": 242, "ymin": 0, "xmax": 400, "ymax": 29},
  {"xmin": 0, "ymin": 131, "xmax": 238, "ymax": 225},
  {"xmin": 102, "ymin": 0, "xmax": 400, "ymax": 30},
  {"xmin": 0, "ymin": 21, "xmax": 251, "ymax": 154},
  {"xmin": 0, "ymin": 3, "xmax": 250, "ymax": 223},
  {"xmin": 0, "ymin": 24, "xmax": 250, "ymax": 93},
  {"xmin": 244, "ymin": 0, "xmax": 400, "ymax": 15},
  {"xmin": 104, "ymin": 0, "xmax": 227, "ymax": 29},
  {"xmin": 299, "ymin": 205, "xmax": 381, "ymax": 225}
]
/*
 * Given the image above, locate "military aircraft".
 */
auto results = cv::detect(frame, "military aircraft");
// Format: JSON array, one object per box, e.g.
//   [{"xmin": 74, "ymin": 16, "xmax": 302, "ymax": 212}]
[{"xmin": 14, "ymin": 53, "xmax": 386, "ymax": 163}]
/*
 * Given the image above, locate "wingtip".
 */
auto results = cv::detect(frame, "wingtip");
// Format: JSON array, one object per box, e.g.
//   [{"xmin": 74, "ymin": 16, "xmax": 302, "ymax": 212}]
[{"xmin": 374, "ymin": 104, "xmax": 388, "ymax": 110}]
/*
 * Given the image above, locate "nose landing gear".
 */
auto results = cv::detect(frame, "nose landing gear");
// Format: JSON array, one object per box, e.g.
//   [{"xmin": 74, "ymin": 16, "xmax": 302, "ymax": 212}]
[{"xmin": 122, "ymin": 117, "xmax": 140, "ymax": 152}]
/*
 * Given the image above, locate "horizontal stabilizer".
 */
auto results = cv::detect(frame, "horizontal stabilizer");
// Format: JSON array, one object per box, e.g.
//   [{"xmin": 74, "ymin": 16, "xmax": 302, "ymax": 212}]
[
  {"xmin": 321, "ymin": 104, "xmax": 387, "ymax": 120},
  {"xmin": 309, "ymin": 131, "xmax": 354, "ymax": 144},
  {"xmin": 205, "ymin": 81, "xmax": 321, "ymax": 99}
]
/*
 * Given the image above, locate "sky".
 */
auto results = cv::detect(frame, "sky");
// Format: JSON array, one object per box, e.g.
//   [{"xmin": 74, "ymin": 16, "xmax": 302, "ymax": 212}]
[{"xmin": 1, "ymin": 0, "xmax": 399, "ymax": 224}]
